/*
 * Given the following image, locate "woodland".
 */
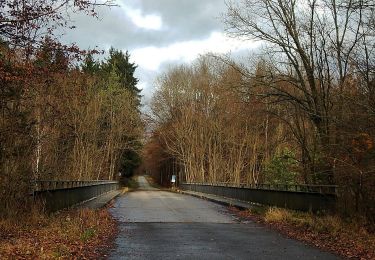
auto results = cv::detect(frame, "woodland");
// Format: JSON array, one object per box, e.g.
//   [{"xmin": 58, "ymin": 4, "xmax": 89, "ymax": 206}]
[
  {"xmin": 0, "ymin": 0, "xmax": 143, "ymax": 218},
  {"xmin": 143, "ymin": 0, "xmax": 375, "ymax": 226},
  {"xmin": 0, "ymin": 0, "xmax": 374, "ymax": 229}
]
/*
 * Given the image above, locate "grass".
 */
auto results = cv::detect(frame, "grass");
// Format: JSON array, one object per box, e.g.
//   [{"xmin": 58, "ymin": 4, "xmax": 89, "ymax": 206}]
[
  {"xmin": 263, "ymin": 207, "xmax": 372, "ymax": 236},
  {"xmin": 232, "ymin": 206, "xmax": 375, "ymax": 259},
  {"xmin": 264, "ymin": 208, "xmax": 344, "ymax": 234},
  {"xmin": 80, "ymin": 227, "xmax": 97, "ymax": 242},
  {"xmin": 0, "ymin": 207, "xmax": 117, "ymax": 259}
]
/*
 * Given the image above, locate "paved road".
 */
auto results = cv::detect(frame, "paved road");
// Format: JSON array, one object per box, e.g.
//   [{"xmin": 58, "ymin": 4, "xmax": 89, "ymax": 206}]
[
  {"xmin": 137, "ymin": 176, "xmax": 158, "ymax": 191},
  {"xmin": 109, "ymin": 176, "xmax": 339, "ymax": 260}
]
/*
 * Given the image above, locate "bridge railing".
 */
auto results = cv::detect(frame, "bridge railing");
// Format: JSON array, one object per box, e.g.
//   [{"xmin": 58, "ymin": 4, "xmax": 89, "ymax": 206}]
[
  {"xmin": 183, "ymin": 182, "xmax": 338, "ymax": 195},
  {"xmin": 31, "ymin": 180, "xmax": 119, "ymax": 192},
  {"xmin": 180, "ymin": 182, "xmax": 337, "ymax": 212},
  {"xmin": 32, "ymin": 180, "xmax": 119, "ymax": 212}
]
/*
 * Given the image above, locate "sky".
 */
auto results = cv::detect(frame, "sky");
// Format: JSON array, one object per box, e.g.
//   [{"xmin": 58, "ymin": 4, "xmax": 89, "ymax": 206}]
[{"xmin": 61, "ymin": 0, "xmax": 260, "ymax": 103}]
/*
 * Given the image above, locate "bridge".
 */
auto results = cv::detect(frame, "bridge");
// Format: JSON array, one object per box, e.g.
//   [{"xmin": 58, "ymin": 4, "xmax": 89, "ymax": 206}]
[
  {"xmin": 32, "ymin": 177, "xmax": 339, "ymax": 259},
  {"xmin": 32, "ymin": 178, "xmax": 337, "ymax": 213},
  {"xmin": 180, "ymin": 182, "xmax": 337, "ymax": 212},
  {"xmin": 32, "ymin": 180, "xmax": 120, "ymax": 212}
]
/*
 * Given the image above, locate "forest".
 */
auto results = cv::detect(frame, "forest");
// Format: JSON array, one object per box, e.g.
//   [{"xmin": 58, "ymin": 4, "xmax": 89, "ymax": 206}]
[
  {"xmin": 0, "ymin": 0, "xmax": 374, "ymax": 227},
  {"xmin": 1, "ymin": 0, "xmax": 374, "ymax": 258},
  {"xmin": 0, "ymin": 0, "xmax": 143, "ymax": 218},
  {"xmin": 143, "ymin": 0, "xmax": 375, "ymax": 226}
]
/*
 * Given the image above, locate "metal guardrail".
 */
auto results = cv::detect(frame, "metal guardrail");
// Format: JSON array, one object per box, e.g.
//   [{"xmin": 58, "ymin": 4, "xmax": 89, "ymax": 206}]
[
  {"xmin": 31, "ymin": 180, "xmax": 119, "ymax": 192},
  {"xmin": 180, "ymin": 182, "xmax": 337, "ymax": 212},
  {"xmin": 32, "ymin": 180, "xmax": 119, "ymax": 212},
  {"xmin": 183, "ymin": 182, "xmax": 338, "ymax": 195}
]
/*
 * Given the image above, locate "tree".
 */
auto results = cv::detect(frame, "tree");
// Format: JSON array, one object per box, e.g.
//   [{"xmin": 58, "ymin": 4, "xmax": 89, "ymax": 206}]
[
  {"xmin": 0, "ymin": 0, "xmax": 115, "ymax": 51},
  {"xmin": 82, "ymin": 52, "xmax": 100, "ymax": 74},
  {"xmin": 147, "ymin": 56, "xmax": 288, "ymax": 185},
  {"xmin": 102, "ymin": 48, "xmax": 142, "ymax": 104},
  {"xmin": 86, "ymin": 49, "xmax": 144, "ymax": 180},
  {"xmin": 223, "ymin": 0, "xmax": 375, "ymax": 223},
  {"xmin": 0, "ymin": 0, "xmax": 146, "ymax": 220},
  {"xmin": 224, "ymin": 0, "xmax": 375, "ymax": 183},
  {"xmin": 265, "ymin": 149, "xmax": 298, "ymax": 185}
]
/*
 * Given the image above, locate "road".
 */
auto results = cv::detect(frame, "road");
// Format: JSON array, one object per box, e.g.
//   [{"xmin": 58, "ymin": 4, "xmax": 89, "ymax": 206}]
[{"xmin": 109, "ymin": 176, "xmax": 339, "ymax": 259}]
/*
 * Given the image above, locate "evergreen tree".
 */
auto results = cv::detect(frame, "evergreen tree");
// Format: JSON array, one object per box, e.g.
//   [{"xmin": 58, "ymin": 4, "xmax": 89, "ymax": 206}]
[
  {"xmin": 80, "ymin": 48, "xmax": 143, "ymax": 179},
  {"xmin": 103, "ymin": 47, "xmax": 142, "ymax": 104},
  {"xmin": 81, "ymin": 52, "xmax": 100, "ymax": 74}
]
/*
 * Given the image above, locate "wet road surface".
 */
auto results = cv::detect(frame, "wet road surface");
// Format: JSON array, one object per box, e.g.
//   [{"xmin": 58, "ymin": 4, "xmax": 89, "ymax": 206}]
[{"xmin": 109, "ymin": 176, "xmax": 339, "ymax": 260}]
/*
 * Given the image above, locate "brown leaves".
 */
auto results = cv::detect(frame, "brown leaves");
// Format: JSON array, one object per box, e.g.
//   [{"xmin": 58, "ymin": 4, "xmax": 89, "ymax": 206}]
[
  {"xmin": 0, "ymin": 208, "xmax": 117, "ymax": 259},
  {"xmin": 1, "ymin": 0, "xmax": 113, "ymax": 51},
  {"xmin": 351, "ymin": 133, "xmax": 374, "ymax": 162},
  {"xmin": 230, "ymin": 207, "xmax": 375, "ymax": 260}
]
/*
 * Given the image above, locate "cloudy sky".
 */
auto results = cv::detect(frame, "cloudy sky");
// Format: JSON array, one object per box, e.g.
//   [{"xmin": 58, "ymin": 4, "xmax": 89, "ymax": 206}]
[{"xmin": 62, "ymin": 0, "xmax": 259, "ymax": 102}]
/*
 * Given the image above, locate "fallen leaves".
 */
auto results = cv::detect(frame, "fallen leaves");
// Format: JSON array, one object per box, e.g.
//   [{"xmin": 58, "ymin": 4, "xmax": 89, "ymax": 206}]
[
  {"xmin": 230, "ymin": 207, "xmax": 375, "ymax": 259},
  {"xmin": 0, "ymin": 207, "xmax": 117, "ymax": 259},
  {"xmin": 229, "ymin": 206, "xmax": 375, "ymax": 260}
]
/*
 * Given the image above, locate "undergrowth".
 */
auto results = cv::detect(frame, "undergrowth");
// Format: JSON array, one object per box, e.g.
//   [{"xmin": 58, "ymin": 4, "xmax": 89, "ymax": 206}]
[
  {"xmin": 0, "ymin": 207, "xmax": 117, "ymax": 259},
  {"xmin": 233, "ymin": 206, "xmax": 375, "ymax": 259},
  {"xmin": 264, "ymin": 207, "xmax": 372, "ymax": 237}
]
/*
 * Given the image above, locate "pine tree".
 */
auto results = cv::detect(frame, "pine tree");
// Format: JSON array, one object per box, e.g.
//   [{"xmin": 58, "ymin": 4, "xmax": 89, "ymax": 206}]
[
  {"xmin": 80, "ymin": 47, "xmax": 144, "ymax": 180},
  {"xmin": 103, "ymin": 47, "xmax": 142, "ymax": 104},
  {"xmin": 82, "ymin": 52, "xmax": 100, "ymax": 74}
]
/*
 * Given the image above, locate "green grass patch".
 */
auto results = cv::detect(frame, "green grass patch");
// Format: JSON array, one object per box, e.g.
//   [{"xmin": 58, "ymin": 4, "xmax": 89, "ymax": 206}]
[{"xmin": 80, "ymin": 228, "xmax": 96, "ymax": 242}]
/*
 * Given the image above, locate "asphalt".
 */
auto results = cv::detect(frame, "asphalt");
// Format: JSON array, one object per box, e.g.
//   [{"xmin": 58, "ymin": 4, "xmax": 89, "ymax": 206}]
[{"xmin": 108, "ymin": 176, "xmax": 340, "ymax": 260}]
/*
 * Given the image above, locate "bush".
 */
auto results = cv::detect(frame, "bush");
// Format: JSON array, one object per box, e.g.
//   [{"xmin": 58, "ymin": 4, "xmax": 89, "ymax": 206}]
[{"xmin": 265, "ymin": 149, "xmax": 298, "ymax": 185}]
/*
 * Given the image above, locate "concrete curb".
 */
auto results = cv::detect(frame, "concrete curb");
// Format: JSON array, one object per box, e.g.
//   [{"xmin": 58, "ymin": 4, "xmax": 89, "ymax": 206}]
[
  {"xmin": 78, "ymin": 189, "xmax": 124, "ymax": 209},
  {"xmin": 175, "ymin": 189, "xmax": 257, "ymax": 210}
]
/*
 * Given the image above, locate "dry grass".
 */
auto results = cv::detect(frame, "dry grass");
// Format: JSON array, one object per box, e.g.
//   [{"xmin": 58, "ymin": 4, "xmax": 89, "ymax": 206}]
[
  {"xmin": 258, "ymin": 207, "xmax": 375, "ymax": 259},
  {"xmin": 230, "ymin": 205, "xmax": 375, "ymax": 258},
  {"xmin": 0, "ymin": 207, "xmax": 117, "ymax": 259},
  {"xmin": 264, "ymin": 207, "xmax": 369, "ymax": 235},
  {"xmin": 264, "ymin": 207, "xmax": 292, "ymax": 222}
]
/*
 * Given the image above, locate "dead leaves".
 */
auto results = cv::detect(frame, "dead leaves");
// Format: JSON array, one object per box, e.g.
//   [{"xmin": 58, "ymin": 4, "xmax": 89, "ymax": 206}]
[
  {"xmin": 229, "ymin": 207, "xmax": 375, "ymax": 260},
  {"xmin": 0, "ymin": 208, "xmax": 117, "ymax": 259}
]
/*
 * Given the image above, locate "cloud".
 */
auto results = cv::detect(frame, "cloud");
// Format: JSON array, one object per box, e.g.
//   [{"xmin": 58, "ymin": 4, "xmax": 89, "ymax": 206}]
[
  {"xmin": 118, "ymin": 3, "xmax": 162, "ymax": 30},
  {"xmin": 62, "ymin": 0, "xmax": 228, "ymax": 49},
  {"xmin": 131, "ymin": 31, "xmax": 260, "ymax": 71},
  {"xmin": 59, "ymin": 1, "xmax": 260, "ymax": 103}
]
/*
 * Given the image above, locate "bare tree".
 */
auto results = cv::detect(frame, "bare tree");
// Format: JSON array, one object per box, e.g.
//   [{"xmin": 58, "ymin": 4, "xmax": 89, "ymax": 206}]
[
  {"xmin": 224, "ymin": 0, "xmax": 375, "ymax": 182},
  {"xmin": 0, "ymin": 0, "xmax": 115, "ymax": 51}
]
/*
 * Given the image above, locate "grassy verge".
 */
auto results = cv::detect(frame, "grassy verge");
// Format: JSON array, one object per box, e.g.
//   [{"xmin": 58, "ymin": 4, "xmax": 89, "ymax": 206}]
[
  {"xmin": 0, "ymin": 207, "xmax": 117, "ymax": 259},
  {"xmin": 230, "ymin": 206, "xmax": 375, "ymax": 259}
]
